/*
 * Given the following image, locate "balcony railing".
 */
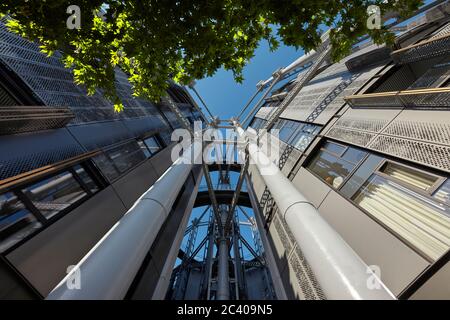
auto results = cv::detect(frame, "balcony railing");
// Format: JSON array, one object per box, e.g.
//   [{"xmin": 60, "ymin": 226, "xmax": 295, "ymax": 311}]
[
  {"xmin": 0, "ymin": 105, "xmax": 74, "ymax": 135},
  {"xmin": 391, "ymin": 33, "xmax": 450, "ymax": 65},
  {"xmin": 344, "ymin": 87, "xmax": 450, "ymax": 109}
]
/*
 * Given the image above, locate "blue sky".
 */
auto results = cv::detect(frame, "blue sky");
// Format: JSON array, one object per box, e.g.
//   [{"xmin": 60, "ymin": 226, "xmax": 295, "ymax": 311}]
[{"xmin": 188, "ymin": 39, "xmax": 304, "ymax": 120}]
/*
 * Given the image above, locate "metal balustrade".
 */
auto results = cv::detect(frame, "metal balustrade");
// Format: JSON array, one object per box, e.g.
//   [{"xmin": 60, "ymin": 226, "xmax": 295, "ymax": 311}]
[
  {"xmin": 391, "ymin": 33, "xmax": 450, "ymax": 65},
  {"xmin": 345, "ymin": 87, "xmax": 450, "ymax": 109},
  {"xmin": 0, "ymin": 105, "xmax": 74, "ymax": 135}
]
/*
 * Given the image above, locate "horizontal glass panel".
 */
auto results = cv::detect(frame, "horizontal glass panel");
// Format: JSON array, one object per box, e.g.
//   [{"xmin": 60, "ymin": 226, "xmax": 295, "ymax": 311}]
[
  {"xmin": 308, "ymin": 150, "xmax": 355, "ymax": 188},
  {"xmin": 105, "ymin": 141, "xmax": 147, "ymax": 174},
  {"xmin": 434, "ymin": 180, "xmax": 450, "ymax": 205},
  {"xmin": 138, "ymin": 141, "xmax": 151, "ymax": 158},
  {"xmin": 341, "ymin": 154, "xmax": 384, "ymax": 198},
  {"xmin": 22, "ymin": 171, "xmax": 88, "ymax": 219},
  {"xmin": 73, "ymin": 165, "xmax": 99, "ymax": 194},
  {"xmin": 381, "ymin": 162, "xmax": 438, "ymax": 192},
  {"xmin": 279, "ymin": 120, "xmax": 299, "ymax": 143},
  {"xmin": 92, "ymin": 153, "xmax": 120, "ymax": 182},
  {"xmin": 323, "ymin": 141, "xmax": 346, "ymax": 155},
  {"xmin": 0, "ymin": 192, "xmax": 42, "ymax": 252},
  {"xmin": 342, "ymin": 147, "xmax": 367, "ymax": 165},
  {"xmin": 353, "ymin": 175, "xmax": 450, "ymax": 261},
  {"xmin": 290, "ymin": 124, "xmax": 321, "ymax": 152},
  {"xmin": 144, "ymin": 136, "xmax": 162, "ymax": 155}
]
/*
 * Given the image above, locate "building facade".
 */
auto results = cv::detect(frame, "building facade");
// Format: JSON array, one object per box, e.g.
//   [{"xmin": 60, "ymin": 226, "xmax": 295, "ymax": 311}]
[
  {"xmin": 247, "ymin": 2, "xmax": 450, "ymax": 300},
  {"xmin": 0, "ymin": 1, "xmax": 449, "ymax": 300},
  {"xmin": 0, "ymin": 17, "xmax": 204, "ymax": 299}
]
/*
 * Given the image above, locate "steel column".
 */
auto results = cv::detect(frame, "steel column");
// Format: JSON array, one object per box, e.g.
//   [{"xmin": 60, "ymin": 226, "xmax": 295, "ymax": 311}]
[
  {"xmin": 46, "ymin": 141, "xmax": 202, "ymax": 300},
  {"xmin": 235, "ymin": 124, "xmax": 395, "ymax": 300}
]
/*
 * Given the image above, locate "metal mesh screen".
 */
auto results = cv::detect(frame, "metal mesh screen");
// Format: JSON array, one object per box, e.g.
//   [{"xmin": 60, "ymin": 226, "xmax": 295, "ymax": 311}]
[
  {"xmin": 0, "ymin": 21, "xmax": 169, "ymax": 127},
  {"xmin": 369, "ymin": 135, "xmax": 450, "ymax": 172}
]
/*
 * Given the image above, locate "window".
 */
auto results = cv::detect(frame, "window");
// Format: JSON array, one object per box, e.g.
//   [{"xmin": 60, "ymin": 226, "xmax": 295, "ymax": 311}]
[
  {"xmin": 0, "ymin": 162, "xmax": 101, "ymax": 252},
  {"xmin": 159, "ymin": 130, "xmax": 173, "ymax": 146},
  {"xmin": 250, "ymin": 118, "xmax": 266, "ymax": 130},
  {"xmin": 307, "ymin": 139, "xmax": 450, "ymax": 260},
  {"xmin": 289, "ymin": 123, "xmax": 321, "ymax": 151},
  {"xmin": 340, "ymin": 154, "xmax": 384, "ymax": 198},
  {"xmin": 74, "ymin": 165, "xmax": 99, "ymax": 194},
  {"xmin": 137, "ymin": 136, "xmax": 162, "ymax": 158},
  {"xmin": 143, "ymin": 136, "xmax": 162, "ymax": 155},
  {"xmin": 278, "ymin": 120, "xmax": 300, "ymax": 143},
  {"xmin": 379, "ymin": 162, "xmax": 441, "ymax": 192},
  {"xmin": 93, "ymin": 140, "xmax": 147, "ymax": 181},
  {"xmin": 434, "ymin": 179, "xmax": 450, "ymax": 205},
  {"xmin": 352, "ymin": 174, "xmax": 450, "ymax": 261},
  {"xmin": 0, "ymin": 192, "xmax": 42, "ymax": 252},
  {"xmin": 307, "ymin": 141, "xmax": 367, "ymax": 189},
  {"xmin": 138, "ymin": 141, "xmax": 151, "ymax": 158},
  {"xmin": 22, "ymin": 171, "xmax": 88, "ymax": 220}
]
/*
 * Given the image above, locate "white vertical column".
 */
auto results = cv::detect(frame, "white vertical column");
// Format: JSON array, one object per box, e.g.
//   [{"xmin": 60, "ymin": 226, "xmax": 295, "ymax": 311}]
[
  {"xmin": 47, "ymin": 141, "xmax": 202, "ymax": 300},
  {"xmin": 235, "ymin": 125, "xmax": 395, "ymax": 300}
]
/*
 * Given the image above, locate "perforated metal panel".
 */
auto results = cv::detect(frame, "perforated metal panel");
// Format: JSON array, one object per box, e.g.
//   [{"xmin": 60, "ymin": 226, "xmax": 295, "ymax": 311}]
[
  {"xmin": 305, "ymin": 73, "xmax": 361, "ymax": 123},
  {"xmin": 0, "ymin": 21, "xmax": 171, "ymax": 127},
  {"xmin": 408, "ymin": 57, "xmax": 450, "ymax": 89},
  {"xmin": 0, "ymin": 105, "xmax": 74, "ymax": 135},
  {"xmin": 289, "ymin": 245, "xmax": 326, "ymax": 300},
  {"xmin": 372, "ymin": 65, "xmax": 417, "ymax": 93},
  {"xmin": 383, "ymin": 120, "xmax": 450, "ymax": 145},
  {"xmin": 368, "ymin": 135, "xmax": 450, "ymax": 172},
  {"xmin": 0, "ymin": 128, "xmax": 84, "ymax": 180},
  {"xmin": 273, "ymin": 215, "xmax": 293, "ymax": 254},
  {"xmin": 391, "ymin": 33, "xmax": 450, "ymax": 65},
  {"xmin": 0, "ymin": 84, "xmax": 18, "ymax": 106},
  {"xmin": 430, "ymin": 22, "xmax": 450, "ymax": 39},
  {"xmin": 326, "ymin": 127, "xmax": 376, "ymax": 147},
  {"xmin": 281, "ymin": 44, "xmax": 388, "ymax": 125},
  {"xmin": 255, "ymin": 106, "xmax": 279, "ymax": 120}
]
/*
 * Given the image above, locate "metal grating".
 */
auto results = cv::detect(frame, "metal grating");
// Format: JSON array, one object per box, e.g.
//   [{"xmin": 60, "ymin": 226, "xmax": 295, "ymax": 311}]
[
  {"xmin": 326, "ymin": 127, "xmax": 376, "ymax": 147},
  {"xmin": 0, "ymin": 105, "xmax": 74, "ymax": 135},
  {"xmin": 290, "ymin": 246, "xmax": 326, "ymax": 300},
  {"xmin": 369, "ymin": 135, "xmax": 450, "ymax": 172},
  {"xmin": 345, "ymin": 46, "xmax": 391, "ymax": 72},
  {"xmin": 0, "ymin": 84, "xmax": 18, "ymax": 106},
  {"xmin": 278, "ymin": 145, "xmax": 294, "ymax": 170},
  {"xmin": 305, "ymin": 73, "xmax": 361, "ymax": 123},
  {"xmin": 333, "ymin": 117, "xmax": 388, "ymax": 133},
  {"xmin": 0, "ymin": 143, "xmax": 83, "ymax": 180},
  {"xmin": 430, "ymin": 22, "xmax": 450, "ymax": 39},
  {"xmin": 372, "ymin": 65, "xmax": 417, "ymax": 93},
  {"xmin": 0, "ymin": 21, "xmax": 171, "ymax": 126},
  {"xmin": 345, "ymin": 87, "xmax": 450, "ymax": 109},
  {"xmin": 391, "ymin": 33, "xmax": 450, "ymax": 65},
  {"xmin": 383, "ymin": 120, "xmax": 450, "ymax": 146},
  {"xmin": 408, "ymin": 58, "xmax": 450, "ymax": 89}
]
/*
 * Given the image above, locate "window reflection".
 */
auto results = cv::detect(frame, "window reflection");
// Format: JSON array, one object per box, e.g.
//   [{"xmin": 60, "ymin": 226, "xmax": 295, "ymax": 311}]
[
  {"xmin": 0, "ymin": 192, "xmax": 42, "ymax": 252},
  {"xmin": 290, "ymin": 124, "xmax": 321, "ymax": 151},
  {"xmin": 74, "ymin": 165, "xmax": 99, "ymax": 194},
  {"xmin": 353, "ymin": 175, "xmax": 450, "ymax": 261},
  {"xmin": 434, "ymin": 180, "xmax": 450, "ymax": 205},
  {"xmin": 94, "ymin": 141, "xmax": 147, "ymax": 181},
  {"xmin": 22, "ymin": 171, "xmax": 87, "ymax": 219},
  {"xmin": 144, "ymin": 136, "xmax": 162, "ymax": 155},
  {"xmin": 308, "ymin": 142, "xmax": 367, "ymax": 189}
]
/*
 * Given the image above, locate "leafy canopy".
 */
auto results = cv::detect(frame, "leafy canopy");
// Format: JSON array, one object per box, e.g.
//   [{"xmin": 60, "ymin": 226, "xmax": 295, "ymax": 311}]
[{"xmin": 0, "ymin": 0, "xmax": 421, "ymax": 111}]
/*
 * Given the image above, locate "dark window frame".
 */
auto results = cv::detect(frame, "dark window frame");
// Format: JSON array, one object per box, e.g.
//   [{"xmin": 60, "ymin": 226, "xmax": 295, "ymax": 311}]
[
  {"xmin": 373, "ymin": 159, "xmax": 447, "ymax": 199},
  {"xmin": 305, "ymin": 138, "xmax": 450, "ymax": 262},
  {"xmin": 0, "ymin": 161, "xmax": 104, "ymax": 255},
  {"xmin": 306, "ymin": 140, "xmax": 370, "ymax": 190}
]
